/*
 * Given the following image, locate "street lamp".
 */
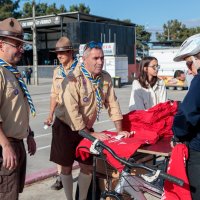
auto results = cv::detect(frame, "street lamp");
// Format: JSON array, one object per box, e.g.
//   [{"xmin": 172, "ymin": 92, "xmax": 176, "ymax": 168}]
[{"xmin": 32, "ymin": 0, "xmax": 38, "ymax": 85}]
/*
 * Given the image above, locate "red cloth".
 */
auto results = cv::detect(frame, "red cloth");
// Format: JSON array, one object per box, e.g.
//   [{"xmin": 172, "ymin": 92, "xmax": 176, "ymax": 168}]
[
  {"xmin": 122, "ymin": 101, "xmax": 178, "ymax": 137},
  {"xmin": 76, "ymin": 101, "xmax": 178, "ymax": 171},
  {"xmin": 76, "ymin": 130, "xmax": 159, "ymax": 172},
  {"xmin": 161, "ymin": 144, "xmax": 192, "ymax": 200}
]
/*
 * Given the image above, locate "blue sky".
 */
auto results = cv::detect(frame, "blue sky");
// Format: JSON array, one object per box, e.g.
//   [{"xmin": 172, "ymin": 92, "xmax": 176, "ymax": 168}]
[{"xmin": 20, "ymin": 0, "xmax": 200, "ymax": 35}]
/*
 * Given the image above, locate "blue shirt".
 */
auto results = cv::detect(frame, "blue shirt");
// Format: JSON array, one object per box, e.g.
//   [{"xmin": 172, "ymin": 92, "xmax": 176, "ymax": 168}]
[{"xmin": 172, "ymin": 72, "xmax": 200, "ymax": 151}]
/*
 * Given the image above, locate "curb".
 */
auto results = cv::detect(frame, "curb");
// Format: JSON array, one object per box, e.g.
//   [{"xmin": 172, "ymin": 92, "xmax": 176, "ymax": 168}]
[{"xmin": 25, "ymin": 162, "xmax": 79, "ymax": 186}]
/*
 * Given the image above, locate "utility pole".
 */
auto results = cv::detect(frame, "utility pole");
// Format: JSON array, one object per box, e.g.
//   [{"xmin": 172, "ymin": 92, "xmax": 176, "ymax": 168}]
[
  {"xmin": 32, "ymin": 0, "xmax": 38, "ymax": 85},
  {"xmin": 167, "ymin": 27, "xmax": 170, "ymax": 41}
]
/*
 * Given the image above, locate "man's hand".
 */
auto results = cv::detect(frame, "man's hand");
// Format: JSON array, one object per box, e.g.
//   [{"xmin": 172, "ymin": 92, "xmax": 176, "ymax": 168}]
[
  {"xmin": 27, "ymin": 136, "xmax": 36, "ymax": 156},
  {"xmin": 118, "ymin": 131, "xmax": 133, "ymax": 138},
  {"xmin": 90, "ymin": 132, "xmax": 110, "ymax": 141},
  {"xmin": 44, "ymin": 114, "xmax": 53, "ymax": 126},
  {"xmin": 2, "ymin": 143, "xmax": 17, "ymax": 170}
]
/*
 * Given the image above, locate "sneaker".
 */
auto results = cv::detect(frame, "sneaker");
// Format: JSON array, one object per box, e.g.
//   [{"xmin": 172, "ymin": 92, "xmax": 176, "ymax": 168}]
[{"xmin": 51, "ymin": 175, "xmax": 63, "ymax": 190}]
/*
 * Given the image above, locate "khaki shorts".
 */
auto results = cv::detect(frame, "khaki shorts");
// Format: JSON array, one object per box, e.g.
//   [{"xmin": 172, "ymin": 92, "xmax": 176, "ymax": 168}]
[
  {"xmin": 50, "ymin": 117, "xmax": 93, "ymax": 167},
  {"xmin": 0, "ymin": 140, "xmax": 26, "ymax": 200}
]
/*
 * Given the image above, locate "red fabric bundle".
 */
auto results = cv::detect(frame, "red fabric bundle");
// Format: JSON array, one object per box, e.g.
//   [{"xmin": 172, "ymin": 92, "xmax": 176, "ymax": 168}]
[{"xmin": 161, "ymin": 144, "xmax": 192, "ymax": 200}]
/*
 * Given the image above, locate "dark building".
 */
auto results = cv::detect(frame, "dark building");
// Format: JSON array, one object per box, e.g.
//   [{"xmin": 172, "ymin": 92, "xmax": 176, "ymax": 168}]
[{"xmin": 18, "ymin": 12, "xmax": 136, "ymax": 66}]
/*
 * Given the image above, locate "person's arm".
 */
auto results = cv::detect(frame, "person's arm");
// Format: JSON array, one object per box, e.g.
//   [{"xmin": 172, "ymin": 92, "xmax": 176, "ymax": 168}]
[
  {"xmin": 0, "ymin": 123, "xmax": 17, "ymax": 170},
  {"xmin": 158, "ymin": 79, "xmax": 167, "ymax": 102},
  {"xmin": 0, "ymin": 71, "xmax": 17, "ymax": 170},
  {"xmin": 113, "ymin": 120, "xmax": 131, "ymax": 138},
  {"xmin": 103, "ymin": 75, "xmax": 131, "ymax": 138},
  {"xmin": 45, "ymin": 71, "xmax": 58, "ymax": 125},
  {"xmin": 45, "ymin": 96, "xmax": 57, "ymax": 125},
  {"xmin": 173, "ymin": 75, "xmax": 200, "ymax": 141}
]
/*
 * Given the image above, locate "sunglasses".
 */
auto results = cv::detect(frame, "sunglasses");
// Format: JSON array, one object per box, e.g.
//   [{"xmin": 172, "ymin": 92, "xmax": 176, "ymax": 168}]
[
  {"xmin": 186, "ymin": 60, "xmax": 193, "ymax": 69},
  {"xmin": 83, "ymin": 41, "xmax": 103, "ymax": 52}
]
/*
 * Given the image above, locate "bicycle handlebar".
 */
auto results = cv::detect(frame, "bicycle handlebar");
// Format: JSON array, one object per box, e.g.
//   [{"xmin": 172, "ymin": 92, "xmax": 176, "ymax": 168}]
[{"xmin": 79, "ymin": 130, "xmax": 184, "ymax": 187}]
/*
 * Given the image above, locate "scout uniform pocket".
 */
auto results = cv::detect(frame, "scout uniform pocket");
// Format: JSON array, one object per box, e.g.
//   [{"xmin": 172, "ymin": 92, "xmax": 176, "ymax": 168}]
[{"xmin": 0, "ymin": 158, "xmax": 16, "ymax": 193}]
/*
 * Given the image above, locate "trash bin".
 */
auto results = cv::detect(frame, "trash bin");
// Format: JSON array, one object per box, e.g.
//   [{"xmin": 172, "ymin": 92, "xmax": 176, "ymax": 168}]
[{"xmin": 113, "ymin": 77, "xmax": 121, "ymax": 88}]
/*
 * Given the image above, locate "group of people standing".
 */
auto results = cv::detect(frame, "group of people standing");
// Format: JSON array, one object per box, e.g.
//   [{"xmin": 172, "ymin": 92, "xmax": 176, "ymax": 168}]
[{"xmin": 0, "ymin": 16, "xmax": 200, "ymax": 200}]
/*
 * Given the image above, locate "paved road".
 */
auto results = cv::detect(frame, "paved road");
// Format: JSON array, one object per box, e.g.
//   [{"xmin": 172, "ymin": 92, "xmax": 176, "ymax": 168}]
[{"xmin": 20, "ymin": 79, "xmax": 187, "ymax": 199}]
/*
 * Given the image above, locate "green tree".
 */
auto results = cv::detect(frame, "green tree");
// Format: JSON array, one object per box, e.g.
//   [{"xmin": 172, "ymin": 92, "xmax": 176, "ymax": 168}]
[
  {"xmin": 136, "ymin": 25, "xmax": 151, "ymax": 53},
  {"xmin": 21, "ymin": 2, "xmax": 67, "ymax": 17},
  {"xmin": 0, "ymin": 0, "xmax": 21, "ymax": 20},
  {"xmin": 69, "ymin": 3, "xmax": 90, "ymax": 14},
  {"xmin": 156, "ymin": 19, "xmax": 192, "ymax": 43}
]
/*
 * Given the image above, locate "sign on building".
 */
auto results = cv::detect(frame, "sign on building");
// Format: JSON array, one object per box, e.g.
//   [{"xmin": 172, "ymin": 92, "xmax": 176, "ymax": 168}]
[{"xmin": 79, "ymin": 43, "xmax": 116, "ymax": 56}]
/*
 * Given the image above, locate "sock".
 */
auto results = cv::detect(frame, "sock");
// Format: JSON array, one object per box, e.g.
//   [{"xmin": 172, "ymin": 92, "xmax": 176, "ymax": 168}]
[
  {"xmin": 60, "ymin": 173, "xmax": 73, "ymax": 200},
  {"xmin": 78, "ymin": 172, "xmax": 92, "ymax": 200}
]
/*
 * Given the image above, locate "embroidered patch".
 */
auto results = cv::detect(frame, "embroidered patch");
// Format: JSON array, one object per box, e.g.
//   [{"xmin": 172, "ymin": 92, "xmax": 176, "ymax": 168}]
[
  {"xmin": 83, "ymin": 97, "xmax": 89, "ymax": 102},
  {"xmin": 14, "ymin": 89, "xmax": 19, "ymax": 95}
]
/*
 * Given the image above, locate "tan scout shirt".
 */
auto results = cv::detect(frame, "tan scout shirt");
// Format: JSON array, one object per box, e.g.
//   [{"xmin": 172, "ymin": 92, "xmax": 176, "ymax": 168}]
[
  {"xmin": 0, "ymin": 65, "xmax": 30, "ymax": 139},
  {"xmin": 50, "ymin": 61, "xmax": 73, "ymax": 103},
  {"xmin": 55, "ymin": 65, "xmax": 123, "ymax": 131}
]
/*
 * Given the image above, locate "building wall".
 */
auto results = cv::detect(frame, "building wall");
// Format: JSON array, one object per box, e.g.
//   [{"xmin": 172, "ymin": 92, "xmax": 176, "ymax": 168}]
[{"xmin": 20, "ymin": 21, "xmax": 135, "ymax": 66}]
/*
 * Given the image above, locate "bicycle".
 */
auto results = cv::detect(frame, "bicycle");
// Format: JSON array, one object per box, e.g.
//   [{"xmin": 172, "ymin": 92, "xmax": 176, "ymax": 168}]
[{"xmin": 78, "ymin": 130, "xmax": 184, "ymax": 200}]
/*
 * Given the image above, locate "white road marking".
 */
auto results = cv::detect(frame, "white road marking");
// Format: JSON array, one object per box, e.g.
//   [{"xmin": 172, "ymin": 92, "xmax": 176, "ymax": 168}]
[{"xmin": 35, "ymin": 133, "xmax": 51, "ymax": 138}]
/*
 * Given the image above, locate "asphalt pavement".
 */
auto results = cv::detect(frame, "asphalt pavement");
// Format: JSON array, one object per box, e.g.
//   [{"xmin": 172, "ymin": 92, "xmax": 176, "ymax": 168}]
[{"xmin": 18, "ymin": 78, "xmax": 187, "ymax": 200}]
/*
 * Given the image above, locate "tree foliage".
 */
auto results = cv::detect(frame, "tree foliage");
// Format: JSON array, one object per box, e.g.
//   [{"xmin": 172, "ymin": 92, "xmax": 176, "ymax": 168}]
[
  {"xmin": 136, "ymin": 25, "xmax": 151, "ymax": 51},
  {"xmin": 69, "ymin": 3, "xmax": 90, "ymax": 14},
  {"xmin": 156, "ymin": 19, "xmax": 200, "ymax": 45},
  {"xmin": 0, "ymin": 0, "xmax": 21, "ymax": 20},
  {"xmin": 20, "ymin": 2, "xmax": 90, "ymax": 18},
  {"xmin": 21, "ymin": 2, "xmax": 67, "ymax": 18}
]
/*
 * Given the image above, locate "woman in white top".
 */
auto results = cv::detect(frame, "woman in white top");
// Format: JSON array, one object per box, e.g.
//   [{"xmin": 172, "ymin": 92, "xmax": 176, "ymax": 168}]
[{"xmin": 129, "ymin": 56, "xmax": 167, "ymax": 111}]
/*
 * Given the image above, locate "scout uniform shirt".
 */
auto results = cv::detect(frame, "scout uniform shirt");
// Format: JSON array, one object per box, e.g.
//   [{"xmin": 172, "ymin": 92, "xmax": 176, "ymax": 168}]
[
  {"xmin": 51, "ymin": 60, "xmax": 73, "ymax": 103},
  {"xmin": 0, "ymin": 65, "xmax": 29, "ymax": 139},
  {"xmin": 55, "ymin": 65, "xmax": 123, "ymax": 131}
]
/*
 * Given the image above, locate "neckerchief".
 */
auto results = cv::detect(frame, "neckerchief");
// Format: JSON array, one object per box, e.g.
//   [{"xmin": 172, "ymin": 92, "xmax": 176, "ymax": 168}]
[
  {"xmin": 81, "ymin": 63, "xmax": 102, "ymax": 121},
  {"xmin": 0, "ymin": 59, "xmax": 36, "ymax": 117},
  {"xmin": 58, "ymin": 56, "xmax": 79, "ymax": 77}
]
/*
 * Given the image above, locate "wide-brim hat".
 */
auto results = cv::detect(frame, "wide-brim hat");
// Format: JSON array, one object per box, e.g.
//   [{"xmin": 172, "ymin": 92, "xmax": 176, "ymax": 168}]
[
  {"xmin": 52, "ymin": 36, "xmax": 77, "ymax": 52},
  {"xmin": 0, "ymin": 18, "xmax": 32, "ymax": 44}
]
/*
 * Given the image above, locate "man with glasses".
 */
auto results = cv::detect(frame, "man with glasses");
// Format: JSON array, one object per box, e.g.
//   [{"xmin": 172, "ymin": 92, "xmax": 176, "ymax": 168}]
[
  {"xmin": 51, "ymin": 41, "xmax": 130, "ymax": 200},
  {"xmin": 172, "ymin": 33, "xmax": 200, "ymax": 200},
  {"xmin": 46, "ymin": 36, "xmax": 78, "ymax": 191},
  {"xmin": 0, "ymin": 18, "xmax": 36, "ymax": 199}
]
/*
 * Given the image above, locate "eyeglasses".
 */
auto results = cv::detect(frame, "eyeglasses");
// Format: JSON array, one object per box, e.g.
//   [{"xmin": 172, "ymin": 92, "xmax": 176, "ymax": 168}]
[
  {"xmin": 83, "ymin": 41, "xmax": 103, "ymax": 52},
  {"xmin": 186, "ymin": 60, "xmax": 193, "ymax": 70},
  {"xmin": 148, "ymin": 64, "xmax": 160, "ymax": 70},
  {"xmin": 3, "ymin": 41, "xmax": 24, "ymax": 50}
]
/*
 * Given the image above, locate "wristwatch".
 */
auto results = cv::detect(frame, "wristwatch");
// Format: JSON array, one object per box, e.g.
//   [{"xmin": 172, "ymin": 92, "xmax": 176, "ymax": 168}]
[{"xmin": 28, "ymin": 130, "xmax": 34, "ymax": 137}]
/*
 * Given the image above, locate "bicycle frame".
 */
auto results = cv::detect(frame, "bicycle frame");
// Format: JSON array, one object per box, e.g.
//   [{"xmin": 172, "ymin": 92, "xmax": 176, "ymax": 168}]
[{"xmin": 114, "ymin": 170, "xmax": 163, "ymax": 200}]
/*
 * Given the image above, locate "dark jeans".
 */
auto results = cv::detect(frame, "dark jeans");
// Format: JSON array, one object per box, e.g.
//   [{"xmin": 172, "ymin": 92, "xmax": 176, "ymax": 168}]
[
  {"xmin": 187, "ymin": 148, "xmax": 200, "ymax": 200},
  {"xmin": 26, "ymin": 76, "xmax": 31, "ymax": 85}
]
